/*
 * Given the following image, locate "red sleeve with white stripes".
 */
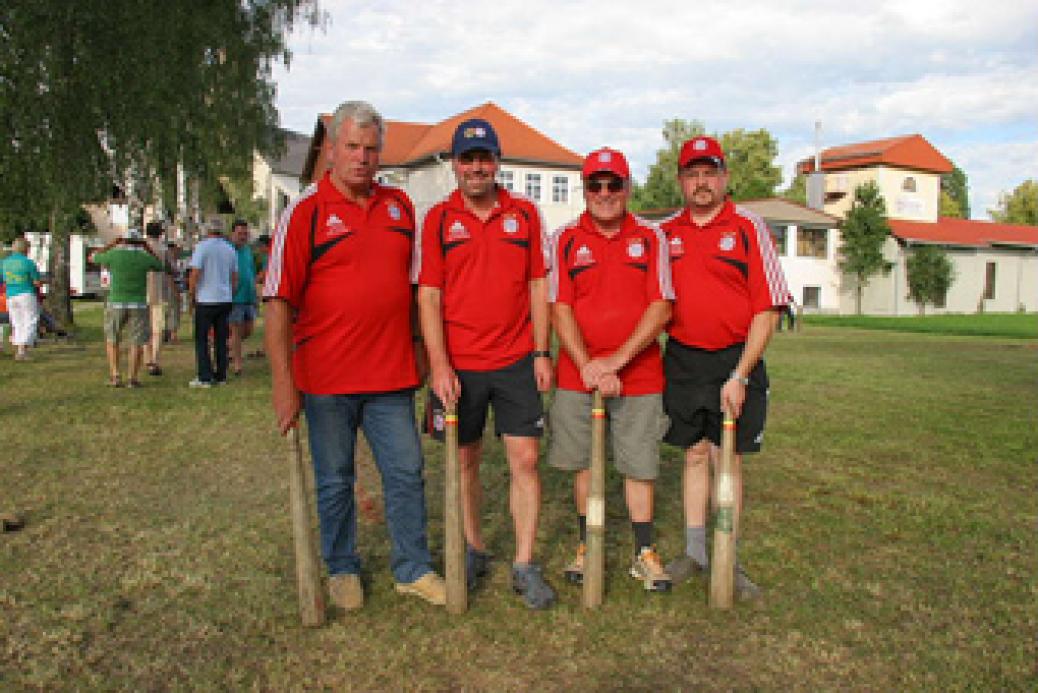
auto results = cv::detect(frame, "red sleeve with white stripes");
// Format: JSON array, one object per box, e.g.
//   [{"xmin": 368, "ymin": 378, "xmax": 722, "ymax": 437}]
[
  {"xmin": 746, "ymin": 214, "xmax": 791, "ymax": 313},
  {"xmin": 262, "ymin": 192, "xmax": 314, "ymax": 308}
]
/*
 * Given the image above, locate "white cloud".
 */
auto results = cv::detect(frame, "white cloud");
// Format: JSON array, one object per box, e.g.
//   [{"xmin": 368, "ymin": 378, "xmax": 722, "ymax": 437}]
[{"xmin": 273, "ymin": 0, "xmax": 1038, "ymax": 219}]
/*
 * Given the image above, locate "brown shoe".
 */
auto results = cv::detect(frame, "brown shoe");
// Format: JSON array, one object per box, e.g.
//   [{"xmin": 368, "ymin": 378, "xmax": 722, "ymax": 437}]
[
  {"xmin": 328, "ymin": 573, "xmax": 363, "ymax": 611},
  {"xmin": 395, "ymin": 572, "xmax": 446, "ymax": 606},
  {"xmin": 1, "ymin": 512, "xmax": 25, "ymax": 532}
]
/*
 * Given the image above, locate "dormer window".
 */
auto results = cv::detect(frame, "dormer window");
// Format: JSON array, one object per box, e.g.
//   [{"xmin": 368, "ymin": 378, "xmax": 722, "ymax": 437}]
[{"xmin": 902, "ymin": 177, "xmax": 917, "ymax": 193}]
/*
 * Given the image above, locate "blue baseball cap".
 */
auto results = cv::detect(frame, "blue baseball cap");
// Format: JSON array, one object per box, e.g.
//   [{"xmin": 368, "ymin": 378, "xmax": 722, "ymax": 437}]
[{"xmin": 451, "ymin": 118, "xmax": 500, "ymax": 157}]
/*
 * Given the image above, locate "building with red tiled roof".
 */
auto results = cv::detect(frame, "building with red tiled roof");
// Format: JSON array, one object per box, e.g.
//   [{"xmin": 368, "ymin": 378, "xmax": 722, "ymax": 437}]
[
  {"xmin": 793, "ymin": 132, "xmax": 1037, "ymax": 315},
  {"xmin": 301, "ymin": 102, "xmax": 585, "ymax": 230}
]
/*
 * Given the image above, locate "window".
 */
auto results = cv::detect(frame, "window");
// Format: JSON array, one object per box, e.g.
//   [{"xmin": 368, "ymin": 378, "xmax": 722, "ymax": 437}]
[
  {"xmin": 902, "ymin": 176, "xmax": 917, "ymax": 193},
  {"xmin": 497, "ymin": 170, "xmax": 514, "ymax": 192},
  {"xmin": 767, "ymin": 223, "xmax": 788, "ymax": 255},
  {"xmin": 802, "ymin": 286, "xmax": 820, "ymax": 309},
  {"xmin": 526, "ymin": 173, "xmax": 542, "ymax": 201},
  {"xmin": 984, "ymin": 262, "xmax": 996, "ymax": 300},
  {"xmin": 552, "ymin": 175, "xmax": 569, "ymax": 204},
  {"xmin": 796, "ymin": 227, "xmax": 827, "ymax": 258}
]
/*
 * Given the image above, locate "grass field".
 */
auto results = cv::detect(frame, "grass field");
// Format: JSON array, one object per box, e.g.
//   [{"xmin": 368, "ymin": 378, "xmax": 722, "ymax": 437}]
[
  {"xmin": 802, "ymin": 311, "xmax": 1038, "ymax": 339},
  {"xmin": 2, "ymin": 303, "xmax": 1036, "ymax": 691}
]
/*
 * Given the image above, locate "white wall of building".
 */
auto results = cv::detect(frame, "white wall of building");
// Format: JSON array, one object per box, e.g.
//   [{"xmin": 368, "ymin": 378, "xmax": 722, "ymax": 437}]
[
  {"xmin": 823, "ymin": 166, "xmax": 940, "ymax": 223},
  {"xmin": 771, "ymin": 223, "xmax": 842, "ymax": 313}
]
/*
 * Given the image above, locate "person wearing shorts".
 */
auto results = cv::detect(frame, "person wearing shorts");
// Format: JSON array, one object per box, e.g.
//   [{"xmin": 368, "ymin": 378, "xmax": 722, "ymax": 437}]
[
  {"xmin": 143, "ymin": 221, "xmax": 176, "ymax": 376},
  {"xmin": 0, "ymin": 238, "xmax": 41, "ymax": 361},
  {"xmin": 228, "ymin": 219, "xmax": 257, "ymax": 375},
  {"xmin": 417, "ymin": 118, "xmax": 555, "ymax": 609},
  {"xmin": 658, "ymin": 135, "xmax": 790, "ymax": 599},
  {"xmin": 548, "ymin": 147, "xmax": 675, "ymax": 592},
  {"xmin": 91, "ymin": 230, "xmax": 164, "ymax": 387}
]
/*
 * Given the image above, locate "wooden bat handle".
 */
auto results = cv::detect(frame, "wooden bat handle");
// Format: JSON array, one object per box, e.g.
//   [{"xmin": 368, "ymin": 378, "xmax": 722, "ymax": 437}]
[
  {"xmin": 583, "ymin": 390, "xmax": 606, "ymax": 609},
  {"xmin": 709, "ymin": 408, "xmax": 736, "ymax": 609},
  {"xmin": 288, "ymin": 426, "xmax": 326, "ymax": 627},
  {"xmin": 443, "ymin": 404, "xmax": 467, "ymax": 614}
]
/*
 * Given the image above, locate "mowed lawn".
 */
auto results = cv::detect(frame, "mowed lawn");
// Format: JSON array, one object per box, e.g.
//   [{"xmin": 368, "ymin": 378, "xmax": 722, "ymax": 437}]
[{"xmin": 2, "ymin": 302, "xmax": 1035, "ymax": 691}]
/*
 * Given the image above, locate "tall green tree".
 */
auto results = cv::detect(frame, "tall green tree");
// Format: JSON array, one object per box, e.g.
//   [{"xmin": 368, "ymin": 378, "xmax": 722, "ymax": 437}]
[
  {"xmin": 782, "ymin": 172, "xmax": 808, "ymax": 205},
  {"xmin": 906, "ymin": 245, "xmax": 955, "ymax": 315},
  {"xmin": 0, "ymin": 0, "xmax": 321, "ymax": 328},
  {"xmin": 940, "ymin": 165, "xmax": 970, "ymax": 219},
  {"xmin": 630, "ymin": 119, "xmax": 782, "ymax": 210},
  {"xmin": 630, "ymin": 119, "xmax": 705, "ymax": 210},
  {"xmin": 990, "ymin": 180, "xmax": 1038, "ymax": 225},
  {"xmin": 839, "ymin": 181, "xmax": 893, "ymax": 315}
]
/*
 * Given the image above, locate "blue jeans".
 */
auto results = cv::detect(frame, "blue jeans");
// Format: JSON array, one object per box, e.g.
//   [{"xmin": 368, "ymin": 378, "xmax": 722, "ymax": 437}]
[{"xmin": 303, "ymin": 390, "xmax": 433, "ymax": 584}]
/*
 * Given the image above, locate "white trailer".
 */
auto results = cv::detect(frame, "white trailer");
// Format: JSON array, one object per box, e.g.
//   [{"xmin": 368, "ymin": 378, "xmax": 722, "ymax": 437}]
[{"xmin": 24, "ymin": 232, "xmax": 104, "ymax": 298}]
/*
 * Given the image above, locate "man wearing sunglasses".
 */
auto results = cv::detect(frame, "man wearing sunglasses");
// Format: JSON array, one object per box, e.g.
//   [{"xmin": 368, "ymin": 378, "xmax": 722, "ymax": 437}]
[
  {"xmin": 548, "ymin": 148, "xmax": 675, "ymax": 592},
  {"xmin": 658, "ymin": 136, "xmax": 790, "ymax": 600},
  {"xmin": 417, "ymin": 118, "xmax": 555, "ymax": 609}
]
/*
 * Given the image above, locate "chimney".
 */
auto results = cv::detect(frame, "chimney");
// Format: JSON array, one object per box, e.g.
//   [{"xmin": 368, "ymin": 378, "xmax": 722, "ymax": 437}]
[{"xmin": 806, "ymin": 120, "xmax": 825, "ymax": 210}]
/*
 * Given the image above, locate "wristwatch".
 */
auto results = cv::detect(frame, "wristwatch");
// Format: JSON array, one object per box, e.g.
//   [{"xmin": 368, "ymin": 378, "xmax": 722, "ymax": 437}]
[{"xmin": 728, "ymin": 371, "xmax": 749, "ymax": 386}]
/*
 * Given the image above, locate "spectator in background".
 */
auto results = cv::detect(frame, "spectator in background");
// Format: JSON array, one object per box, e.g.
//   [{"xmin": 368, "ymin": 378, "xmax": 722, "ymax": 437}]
[
  {"xmin": 228, "ymin": 219, "xmax": 257, "ymax": 376},
  {"xmin": 143, "ymin": 221, "xmax": 176, "ymax": 375},
  {"xmin": 187, "ymin": 220, "xmax": 238, "ymax": 388},
  {"xmin": 1, "ymin": 237, "xmax": 42, "ymax": 361},
  {"xmin": 90, "ymin": 229, "xmax": 164, "ymax": 387}
]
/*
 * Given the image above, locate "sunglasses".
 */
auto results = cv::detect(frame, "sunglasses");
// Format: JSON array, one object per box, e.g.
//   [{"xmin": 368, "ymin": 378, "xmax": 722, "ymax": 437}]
[{"xmin": 585, "ymin": 178, "xmax": 625, "ymax": 193}]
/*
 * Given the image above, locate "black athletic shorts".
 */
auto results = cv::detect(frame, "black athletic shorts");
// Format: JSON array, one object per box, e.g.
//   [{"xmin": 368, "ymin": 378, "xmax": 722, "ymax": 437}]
[
  {"xmin": 662, "ymin": 338, "xmax": 769, "ymax": 454},
  {"xmin": 425, "ymin": 353, "xmax": 544, "ymax": 445}
]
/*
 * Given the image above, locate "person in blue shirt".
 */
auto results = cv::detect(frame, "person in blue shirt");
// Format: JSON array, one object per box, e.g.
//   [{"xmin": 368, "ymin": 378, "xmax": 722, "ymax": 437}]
[
  {"xmin": 228, "ymin": 220, "xmax": 257, "ymax": 375},
  {"xmin": 1, "ymin": 237, "xmax": 42, "ymax": 361},
  {"xmin": 187, "ymin": 221, "xmax": 238, "ymax": 387}
]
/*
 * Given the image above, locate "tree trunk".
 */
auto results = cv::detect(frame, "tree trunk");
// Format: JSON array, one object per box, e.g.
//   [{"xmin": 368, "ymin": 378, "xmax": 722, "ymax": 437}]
[
  {"xmin": 855, "ymin": 280, "xmax": 863, "ymax": 315},
  {"xmin": 44, "ymin": 209, "xmax": 74, "ymax": 331}
]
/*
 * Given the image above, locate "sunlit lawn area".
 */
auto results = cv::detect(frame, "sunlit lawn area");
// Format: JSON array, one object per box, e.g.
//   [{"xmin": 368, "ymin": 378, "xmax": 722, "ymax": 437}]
[{"xmin": 2, "ymin": 302, "xmax": 1035, "ymax": 690}]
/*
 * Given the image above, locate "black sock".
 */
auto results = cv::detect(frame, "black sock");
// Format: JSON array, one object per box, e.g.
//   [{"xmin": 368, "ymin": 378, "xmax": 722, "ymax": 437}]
[
  {"xmin": 578, "ymin": 515, "xmax": 587, "ymax": 544},
  {"xmin": 632, "ymin": 521, "xmax": 654, "ymax": 554}
]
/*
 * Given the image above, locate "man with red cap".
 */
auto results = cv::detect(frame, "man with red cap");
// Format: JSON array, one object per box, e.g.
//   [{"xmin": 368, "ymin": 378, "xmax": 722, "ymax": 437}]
[
  {"xmin": 417, "ymin": 118, "xmax": 556, "ymax": 609},
  {"xmin": 659, "ymin": 135, "xmax": 790, "ymax": 599},
  {"xmin": 548, "ymin": 147, "xmax": 675, "ymax": 592}
]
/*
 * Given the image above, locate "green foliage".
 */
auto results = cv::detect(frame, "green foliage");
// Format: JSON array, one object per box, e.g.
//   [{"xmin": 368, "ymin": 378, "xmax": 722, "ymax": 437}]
[
  {"xmin": 906, "ymin": 245, "xmax": 955, "ymax": 315},
  {"xmin": 719, "ymin": 128, "xmax": 782, "ymax": 200},
  {"xmin": 630, "ymin": 119, "xmax": 705, "ymax": 211},
  {"xmin": 940, "ymin": 165, "xmax": 970, "ymax": 219},
  {"xmin": 990, "ymin": 179, "xmax": 1038, "ymax": 225},
  {"xmin": 783, "ymin": 172, "xmax": 808, "ymax": 205},
  {"xmin": 839, "ymin": 181, "xmax": 893, "ymax": 314},
  {"xmin": 0, "ymin": 0, "xmax": 322, "ymax": 322},
  {"xmin": 630, "ymin": 119, "xmax": 782, "ymax": 210}
]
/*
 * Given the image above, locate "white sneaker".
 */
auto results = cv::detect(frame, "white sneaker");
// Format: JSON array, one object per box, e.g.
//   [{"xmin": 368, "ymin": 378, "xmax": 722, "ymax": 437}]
[{"xmin": 188, "ymin": 379, "xmax": 212, "ymax": 389}]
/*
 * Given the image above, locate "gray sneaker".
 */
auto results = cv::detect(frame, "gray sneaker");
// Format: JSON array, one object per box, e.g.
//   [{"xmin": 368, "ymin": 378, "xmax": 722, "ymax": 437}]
[
  {"xmin": 466, "ymin": 546, "xmax": 490, "ymax": 592},
  {"xmin": 512, "ymin": 563, "xmax": 556, "ymax": 610},
  {"xmin": 735, "ymin": 566, "xmax": 762, "ymax": 601},
  {"xmin": 665, "ymin": 554, "xmax": 707, "ymax": 585}
]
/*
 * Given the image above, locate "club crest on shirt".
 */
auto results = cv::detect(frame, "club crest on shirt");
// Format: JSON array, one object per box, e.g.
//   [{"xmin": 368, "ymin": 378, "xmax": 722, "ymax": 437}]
[
  {"xmin": 503, "ymin": 216, "xmax": 519, "ymax": 234},
  {"xmin": 387, "ymin": 203, "xmax": 402, "ymax": 221},
  {"xmin": 627, "ymin": 239, "xmax": 645, "ymax": 259},
  {"xmin": 719, "ymin": 231, "xmax": 737, "ymax": 252},
  {"xmin": 326, "ymin": 213, "xmax": 352, "ymax": 237},
  {"xmin": 669, "ymin": 236, "xmax": 685, "ymax": 258},
  {"xmin": 447, "ymin": 220, "xmax": 470, "ymax": 241},
  {"xmin": 573, "ymin": 244, "xmax": 595, "ymax": 267}
]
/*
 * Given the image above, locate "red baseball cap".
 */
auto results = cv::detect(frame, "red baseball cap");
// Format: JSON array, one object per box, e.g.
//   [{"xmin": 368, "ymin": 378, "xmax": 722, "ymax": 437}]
[
  {"xmin": 582, "ymin": 147, "xmax": 631, "ymax": 180},
  {"xmin": 679, "ymin": 136, "xmax": 726, "ymax": 169}
]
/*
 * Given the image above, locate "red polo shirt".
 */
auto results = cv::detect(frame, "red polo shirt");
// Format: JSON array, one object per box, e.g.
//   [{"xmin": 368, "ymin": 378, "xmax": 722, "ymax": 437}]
[
  {"xmin": 417, "ymin": 187, "xmax": 548, "ymax": 371},
  {"xmin": 263, "ymin": 174, "xmax": 419, "ymax": 394},
  {"xmin": 550, "ymin": 211, "xmax": 674, "ymax": 395},
  {"xmin": 660, "ymin": 200, "xmax": 790, "ymax": 350}
]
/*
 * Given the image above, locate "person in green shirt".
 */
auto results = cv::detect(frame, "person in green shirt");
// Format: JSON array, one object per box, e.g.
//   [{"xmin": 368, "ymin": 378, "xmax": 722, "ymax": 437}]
[
  {"xmin": 228, "ymin": 220, "xmax": 258, "ymax": 375},
  {"xmin": 90, "ymin": 230, "xmax": 163, "ymax": 387},
  {"xmin": 1, "ymin": 237, "xmax": 43, "ymax": 361}
]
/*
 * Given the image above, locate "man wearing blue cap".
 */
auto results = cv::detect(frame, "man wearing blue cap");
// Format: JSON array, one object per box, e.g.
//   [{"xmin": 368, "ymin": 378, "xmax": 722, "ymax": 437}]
[{"xmin": 417, "ymin": 117, "xmax": 556, "ymax": 609}]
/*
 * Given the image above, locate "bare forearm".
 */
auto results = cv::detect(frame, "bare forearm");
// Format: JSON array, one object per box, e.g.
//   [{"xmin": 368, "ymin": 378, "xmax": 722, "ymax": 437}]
[
  {"xmin": 733, "ymin": 309, "xmax": 779, "ymax": 378},
  {"xmin": 551, "ymin": 303, "xmax": 589, "ymax": 369},
  {"xmin": 529, "ymin": 277, "xmax": 550, "ymax": 351},
  {"xmin": 610, "ymin": 300, "xmax": 671, "ymax": 370},
  {"xmin": 264, "ymin": 300, "xmax": 294, "ymax": 388},
  {"xmin": 418, "ymin": 286, "xmax": 450, "ymax": 370}
]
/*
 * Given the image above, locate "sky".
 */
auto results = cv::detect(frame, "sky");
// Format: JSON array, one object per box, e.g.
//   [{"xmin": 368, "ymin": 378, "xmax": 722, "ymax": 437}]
[{"xmin": 271, "ymin": 0, "xmax": 1038, "ymax": 220}]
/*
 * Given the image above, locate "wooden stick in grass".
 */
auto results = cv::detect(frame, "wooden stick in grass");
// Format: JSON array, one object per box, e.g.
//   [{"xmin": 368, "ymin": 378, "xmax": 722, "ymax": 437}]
[
  {"xmin": 583, "ymin": 390, "xmax": 607, "ymax": 609},
  {"xmin": 444, "ymin": 404, "xmax": 467, "ymax": 614},
  {"xmin": 287, "ymin": 426, "xmax": 325, "ymax": 627},
  {"xmin": 709, "ymin": 407, "xmax": 737, "ymax": 609}
]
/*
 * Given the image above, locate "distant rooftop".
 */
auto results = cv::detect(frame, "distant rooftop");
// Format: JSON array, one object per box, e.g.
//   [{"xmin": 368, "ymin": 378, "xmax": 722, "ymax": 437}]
[{"xmin": 798, "ymin": 134, "xmax": 954, "ymax": 175}]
